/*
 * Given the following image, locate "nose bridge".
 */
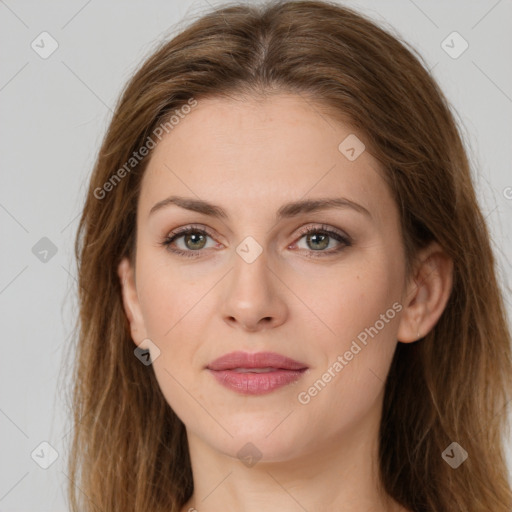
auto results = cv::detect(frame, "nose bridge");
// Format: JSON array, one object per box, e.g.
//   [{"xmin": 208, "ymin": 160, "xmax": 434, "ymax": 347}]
[
  {"xmin": 230, "ymin": 235, "xmax": 272, "ymax": 302},
  {"xmin": 220, "ymin": 233, "xmax": 288, "ymax": 330}
]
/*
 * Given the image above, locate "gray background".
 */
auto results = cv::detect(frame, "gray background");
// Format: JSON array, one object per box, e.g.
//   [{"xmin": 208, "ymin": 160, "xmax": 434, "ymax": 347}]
[{"xmin": 1, "ymin": 0, "xmax": 511, "ymax": 510}]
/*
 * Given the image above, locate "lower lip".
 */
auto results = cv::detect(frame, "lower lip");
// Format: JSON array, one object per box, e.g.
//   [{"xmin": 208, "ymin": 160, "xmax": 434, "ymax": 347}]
[{"xmin": 208, "ymin": 369, "xmax": 307, "ymax": 395}]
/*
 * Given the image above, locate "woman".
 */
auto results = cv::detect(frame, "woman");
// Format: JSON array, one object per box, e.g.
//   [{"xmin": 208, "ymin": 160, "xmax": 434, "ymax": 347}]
[{"xmin": 68, "ymin": 1, "xmax": 512, "ymax": 511}]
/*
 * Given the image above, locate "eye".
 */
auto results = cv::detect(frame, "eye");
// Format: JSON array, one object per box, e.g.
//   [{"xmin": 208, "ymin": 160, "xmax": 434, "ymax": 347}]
[
  {"xmin": 160, "ymin": 223, "xmax": 352, "ymax": 259},
  {"xmin": 161, "ymin": 225, "xmax": 220, "ymax": 258},
  {"xmin": 292, "ymin": 224, "xmax": 352, "ymax": 258}
]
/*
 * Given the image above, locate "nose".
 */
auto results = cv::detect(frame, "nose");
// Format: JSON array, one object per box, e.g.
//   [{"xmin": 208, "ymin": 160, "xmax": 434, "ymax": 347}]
[{"xmin": 220, "ymin": 246, "xmax": 288, "ymax": 332}]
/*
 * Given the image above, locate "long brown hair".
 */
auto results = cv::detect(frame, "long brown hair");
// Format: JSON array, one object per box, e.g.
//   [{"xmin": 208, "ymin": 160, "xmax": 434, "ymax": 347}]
[{"xmin": 66, "ymin": 1, "xmax": 512, "ymax": 510}]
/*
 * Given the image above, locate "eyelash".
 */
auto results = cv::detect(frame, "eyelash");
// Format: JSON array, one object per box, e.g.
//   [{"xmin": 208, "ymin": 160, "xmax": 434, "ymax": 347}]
[{"xmin": 160, "ymin": 223, "xmax": 352, "ymax": 259}]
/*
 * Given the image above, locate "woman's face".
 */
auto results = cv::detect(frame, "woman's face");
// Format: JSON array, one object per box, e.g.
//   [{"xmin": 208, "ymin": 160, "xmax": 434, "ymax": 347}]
[{"xmin": 119, "ymin": 93, "xmax": 411, "ymax": 462}]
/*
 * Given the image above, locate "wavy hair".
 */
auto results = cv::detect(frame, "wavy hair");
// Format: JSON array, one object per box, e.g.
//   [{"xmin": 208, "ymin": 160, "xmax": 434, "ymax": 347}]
[{"xmin": 66, "ymin": 1, "xmax": 512, "ymax": 510}]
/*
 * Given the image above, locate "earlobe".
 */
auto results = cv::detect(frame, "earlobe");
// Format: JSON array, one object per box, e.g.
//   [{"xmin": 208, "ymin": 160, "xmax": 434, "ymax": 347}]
[
  {"xmin": 117, "ymin": 257, "xmax": 148, "ymax": 346},
  {"xmin": 397, "ymin": 242, "xmax": 454, "ymax": 343}
]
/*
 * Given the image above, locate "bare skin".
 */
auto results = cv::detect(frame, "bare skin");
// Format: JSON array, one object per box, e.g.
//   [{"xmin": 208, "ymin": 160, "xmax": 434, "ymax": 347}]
[{"xmin": 118, "ymin": 92, "xmax": 453, "ymax": 512}]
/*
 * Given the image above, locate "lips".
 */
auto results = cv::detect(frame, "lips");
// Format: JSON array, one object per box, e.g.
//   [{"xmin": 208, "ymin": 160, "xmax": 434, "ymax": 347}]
[
  {"xmin": 206, "ymin": 351, "xmax": 308, "ymax": 395},
  {"xmin": 207, "ymin": 351, "xmax": 308, "ymax": 371}
]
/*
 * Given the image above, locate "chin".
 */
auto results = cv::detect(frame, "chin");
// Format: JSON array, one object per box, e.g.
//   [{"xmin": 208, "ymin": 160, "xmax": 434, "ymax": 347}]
[{"xmin": 207, "ymin": 418, "xmax": 307, "ymax": 463}]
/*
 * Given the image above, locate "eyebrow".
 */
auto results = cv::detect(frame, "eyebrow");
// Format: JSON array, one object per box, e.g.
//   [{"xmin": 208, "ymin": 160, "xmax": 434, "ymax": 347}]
[{"xmin": 149, "ymin": 195, "xmax": 371, "ymax": 220}]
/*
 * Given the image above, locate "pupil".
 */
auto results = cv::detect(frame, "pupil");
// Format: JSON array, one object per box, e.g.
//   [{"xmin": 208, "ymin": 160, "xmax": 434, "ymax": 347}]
[
  {"xmin": 308, "ymin": 233, "xmax": 328, "ymax": 250},
  {"xmin": 186, "ymin": 233, "xmax": 206, "ymax": 250}
]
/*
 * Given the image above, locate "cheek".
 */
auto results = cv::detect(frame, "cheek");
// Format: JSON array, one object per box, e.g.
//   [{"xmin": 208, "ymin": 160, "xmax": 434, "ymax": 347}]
[
  {"xmin": 304, "ymin": 258, "xmax": 402, "ymax": 352},
  {"xmin": 136, "ymin": 248, "xmax": 201, "ymax": 338},
  {"xmin": 295, "ymin": 257, "xmax": 402, "ymax": 415},
  {"xmin": 138, "ymin": 280, "xmax": 176, "ymax": 339},
  {"xmin": 136, "ymin": 269, "xmax": 210, "ymax": 425},
  {"xmin": 135, "ymin": 252, "xmax": 210, "ymax": 372}
]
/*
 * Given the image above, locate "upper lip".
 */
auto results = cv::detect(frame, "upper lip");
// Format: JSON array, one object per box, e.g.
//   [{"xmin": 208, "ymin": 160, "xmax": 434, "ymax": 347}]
[{"xmin": 207, "ymin": 351, "xmax": 308, "ymax": 371}]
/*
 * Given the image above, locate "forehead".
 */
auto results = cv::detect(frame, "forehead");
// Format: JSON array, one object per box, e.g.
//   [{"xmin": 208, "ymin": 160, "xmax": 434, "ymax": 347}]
[{"xmin": 139, "ymin": 93, "xmax": 394, "ymax": 225}]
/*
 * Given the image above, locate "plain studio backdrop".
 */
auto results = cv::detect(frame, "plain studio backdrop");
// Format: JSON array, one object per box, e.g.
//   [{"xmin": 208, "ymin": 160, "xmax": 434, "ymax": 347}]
[{"xmin": 0, "ymin": 0, "xmax": 511, "ymax": 510}]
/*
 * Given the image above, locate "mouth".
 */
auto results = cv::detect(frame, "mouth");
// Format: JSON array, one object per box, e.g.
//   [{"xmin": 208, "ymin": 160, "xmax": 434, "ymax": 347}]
[
  {"xmin": 229, "ymin": 367, "xmax": 285, "ymax": 373},
  {"xmin": 206, "ymin": 351, "xmax": 308, "ymax": 395}
]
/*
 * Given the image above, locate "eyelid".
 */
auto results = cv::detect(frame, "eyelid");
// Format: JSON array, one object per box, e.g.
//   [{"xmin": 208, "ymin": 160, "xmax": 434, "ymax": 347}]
[
  {"xmin": 293, "ymin": 223, "xmax": 351, "ymax": 242},
  {"xmin": 165, "ymin": 222, "xmax": 350, "ymax": 241},
  {"xmin": 163, "ymin": 224, "xmax": 220, "ymax": 251},
  {"xmin": 161, "ymin": 222, "xmax": 352, "ymax": 257}
]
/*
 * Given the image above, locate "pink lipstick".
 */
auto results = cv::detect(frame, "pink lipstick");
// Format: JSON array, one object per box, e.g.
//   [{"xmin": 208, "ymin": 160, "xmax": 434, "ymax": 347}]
[{"xmin": 206, "ymin": 351, "xmax": 308, "ymax": 395}]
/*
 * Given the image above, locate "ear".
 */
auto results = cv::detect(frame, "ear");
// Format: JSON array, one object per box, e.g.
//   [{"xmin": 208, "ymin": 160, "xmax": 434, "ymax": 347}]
[
  {"xmin": 397, "ymin": 241, "xmax": 453, "ymax": 343},
  {"xmin": 117, "ymin": 257, "xmax": 149, "ymax": 348}
]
